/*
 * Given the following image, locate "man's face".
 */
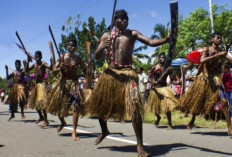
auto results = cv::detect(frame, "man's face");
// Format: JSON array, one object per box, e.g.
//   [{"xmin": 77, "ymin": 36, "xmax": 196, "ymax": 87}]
[
  {"xmin": 114, "ymin": 16, "xmax": 129, "ymax": 30},
  {"xmin": 15, "ymin": 62, "xmax": 21, "ymax": 69},
  {"xmin": 35, "ymin": 53, "xmax": 42, "ymax": 62},
  {"xmin": 187, "ymin": 61, "xmax": 193, "ymax": 68},
  {"xmin": 67, "ymin": 42, "xmax": 77, "ymax": 53},
  {"xmin": 211, "ymin": 35, "xmax": 222, "ymax": 45},
  {"xmin": 138, "ymin": 68, "xmax": 142, "ymax": 74},
  {"xmin": 159, "ymin": 55, "xmax": 166, "ymax": 64}
]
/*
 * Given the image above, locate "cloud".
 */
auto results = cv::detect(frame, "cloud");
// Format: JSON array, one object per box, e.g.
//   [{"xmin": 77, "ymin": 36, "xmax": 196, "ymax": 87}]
[
  {"xmin": 149, "ymin": 10, "xmax": 158, "ymax": 18},
  {"xmin": 132, "ymin": 13, "xmax": 138, "ymax": 19}
]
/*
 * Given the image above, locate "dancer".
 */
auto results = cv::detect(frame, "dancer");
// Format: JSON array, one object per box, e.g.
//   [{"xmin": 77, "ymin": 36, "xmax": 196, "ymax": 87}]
[
  {"xmin": 46, "ymin": 38, "xmax": 87, "ymax": 141},
  {"xmin": 26, "ymin": 50, "xmax": 51, "ymax": 127},
  {"xmin": 5, "ymin": 60, "xmax": 27, "ymax": 120},
  {"xmin": 88, "ymin": 9, "xmax": 169, "ymax": 157},
  {"xmin": 180, "ymin": 32, "xmax": 232, "ymax": 135},
  {"xmin": 146, "ymin": 52, "xmax": 179, "ymax": 130}
]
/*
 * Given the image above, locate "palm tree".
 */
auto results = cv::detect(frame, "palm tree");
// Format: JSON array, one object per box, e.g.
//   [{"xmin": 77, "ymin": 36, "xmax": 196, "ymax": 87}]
[{"xmin": 133, "ymin": 23, "xmax": 170, "ymax": 64}]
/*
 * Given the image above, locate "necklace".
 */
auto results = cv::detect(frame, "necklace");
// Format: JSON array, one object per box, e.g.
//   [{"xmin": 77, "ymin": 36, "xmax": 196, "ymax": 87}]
[{"xmin": 107, "ymin": 30, "xmax": 132, "ymax": 68}]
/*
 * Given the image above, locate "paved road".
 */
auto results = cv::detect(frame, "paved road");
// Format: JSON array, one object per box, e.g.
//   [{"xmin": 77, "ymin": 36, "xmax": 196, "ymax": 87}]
[{"xmin": 0, "ymin": 103, "xmax": 232, "ymax": 157}]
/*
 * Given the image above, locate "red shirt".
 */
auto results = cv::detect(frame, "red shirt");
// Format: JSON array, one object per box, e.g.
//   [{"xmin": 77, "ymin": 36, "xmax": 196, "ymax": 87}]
[{"xmin": 222, "ymin": 72, "xmax": 232, "ymax": 92}]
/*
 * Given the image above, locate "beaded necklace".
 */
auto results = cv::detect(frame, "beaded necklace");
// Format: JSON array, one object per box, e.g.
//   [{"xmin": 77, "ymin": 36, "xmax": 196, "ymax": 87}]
[{"xmin": 107, "ymin": 29, "xmax": 132, "ymax": 68}]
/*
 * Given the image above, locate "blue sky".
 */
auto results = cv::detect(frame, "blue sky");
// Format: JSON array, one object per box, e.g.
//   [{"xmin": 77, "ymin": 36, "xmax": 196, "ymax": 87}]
[{"xmin": 0, "ymin": 0, "xmax": 231, "ymax": 78}]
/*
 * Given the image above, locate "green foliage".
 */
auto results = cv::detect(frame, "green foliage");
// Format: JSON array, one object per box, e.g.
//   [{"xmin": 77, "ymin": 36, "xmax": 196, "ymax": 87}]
[
  {"xmin": 0, "ymin": 77, "xmax": 8, "ymax": 92},
  {"xmin": 59, "ymin": 5, "xmax": 232, "ymax": 73},
  {"xmin": 134, "ymin": 4, "xmax": 232, "ymax": 67},
  {"xmin": 59, "ymin": 14, "xmax": 108, "ymax": 76},
  {"xmin": 132, "ymin": 57, "xmax": 152, "ymax": 72},
  {"xmin": 144, "ymin": 111, "xmax": 227, "ymax": 129},
  {"xmin": 177, "ymin": 5, "xmax": 232, "ymax": 57}
]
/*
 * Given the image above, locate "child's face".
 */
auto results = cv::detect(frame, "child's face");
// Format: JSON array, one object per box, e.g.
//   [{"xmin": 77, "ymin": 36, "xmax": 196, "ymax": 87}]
[{"xmin": 222, "ymin": 66, "xmax": 229, "ymax": 73}]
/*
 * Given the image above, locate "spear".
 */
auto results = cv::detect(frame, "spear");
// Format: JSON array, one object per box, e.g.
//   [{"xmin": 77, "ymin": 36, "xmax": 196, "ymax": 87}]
[
  {"xmin": 106, "ymin": 0, "xmax": 118, "ymax": 63},
  {"xmin": 109, "ymin": 0, "xmax": 118, "ymax": 34},
  {"xmin": 49, "ymin": 25, "xmax": 60, "ymax": 57},
  {"xmin": 84, "ymin": 25, "xmax": 99, "ymax": 42},
  {"xmin": 15, "ymin": 31, "xmax": 34, "ymax": 60}
]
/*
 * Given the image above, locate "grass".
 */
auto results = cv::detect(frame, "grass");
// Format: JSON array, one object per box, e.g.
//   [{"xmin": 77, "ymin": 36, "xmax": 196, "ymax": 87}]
[
  {"xmin": 144, "ymin": 111, "xmax": 227, "ymax": 129},
  {"xmin": 74, "ymin": 110, "xmax": 227, "ymax": 129}
]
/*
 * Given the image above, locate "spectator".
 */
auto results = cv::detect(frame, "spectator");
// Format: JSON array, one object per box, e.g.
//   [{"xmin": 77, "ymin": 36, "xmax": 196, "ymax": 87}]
[
  {"xmin": 138, "ymin": 67, "xmax": 147, "ymax": 104},
  {"xmin": 144, "ymin": 70, "xmax": 151, "ymax": 103},
  {"xmin": 222, "ymin": 62, "xmax": 232, "ymax": 122},
  {"xmin": 91, "ymin": 72, "xmax": 99, "ymax": 89},
  {"xmin": 1, "ymin": 89, "xmax": 5, "ymax": 102}
]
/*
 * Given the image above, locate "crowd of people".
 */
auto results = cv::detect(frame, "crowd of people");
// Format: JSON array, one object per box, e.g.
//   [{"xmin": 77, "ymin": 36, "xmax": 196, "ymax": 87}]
[{"xmin": 1, "ymin": 9, "xmax": 232, "ymax": 157}]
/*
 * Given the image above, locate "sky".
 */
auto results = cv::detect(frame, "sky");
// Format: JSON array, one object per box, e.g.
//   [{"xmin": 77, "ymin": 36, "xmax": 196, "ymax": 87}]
[{"xmin": 0, "ymin": 0, "xmax": 231, "ymax": 78}]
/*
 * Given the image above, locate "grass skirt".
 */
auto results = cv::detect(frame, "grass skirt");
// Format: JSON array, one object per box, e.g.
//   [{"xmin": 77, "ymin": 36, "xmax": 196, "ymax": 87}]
[
  {"xmin": 146, "ymin": 86, "xmax": 179, "ymax": 114},
  {"xmin": 46, "ymin": 78, "xmax": 85, "ymax": 117},
  {"xmin": 180, "ymin": 73, "xmax": 223, "ymax": 114},
  {"xmin": 28, "ymin": 83, "xmax": 47, "ymax": 110},
  {"xmin": 9, "ymin": 84, "xmax": 27, "ymax": 107},
  {"xmin": 88, "ymin": 68, "xmax": 144, "ymax": 121}
]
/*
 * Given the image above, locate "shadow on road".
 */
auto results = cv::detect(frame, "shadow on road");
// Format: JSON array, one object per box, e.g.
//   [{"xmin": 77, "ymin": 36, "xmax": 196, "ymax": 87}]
[
  {"xmin": 191, "ymin": 131, "xmax": 228, "ymax": 136},
  {"xmin": 155, "ymin": 125, "xmax": 203, "ymax": 130},
  {"xmin": 97, "ymin": 143, "xmax": 232, "ymax": 157},
  {"xmin": 59, "ymin": 132, "xmax": 129, "ymax": 138},
  {"xmin": 59, "ymin": 133, "xmax": 97, "ymax": 139},
  {"xmin": 46, "ymin": 124, "xmax": 72, "ymax": 129},
  {"xmin": 0, "ymin": 145, "xmax": 5, "ymax": 148}
]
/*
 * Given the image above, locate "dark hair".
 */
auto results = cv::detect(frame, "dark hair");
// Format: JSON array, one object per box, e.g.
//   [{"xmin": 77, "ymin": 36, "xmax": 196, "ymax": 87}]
[
  {"xmin": 35, "ymin": 50, "xmax": 42, "ymax": 57},
  {"xmin": 66, "ymin": 39, "xmax": 77, "ymax": 47},
  {"xmin": 108, "ymin": 9, "xmax": 128, "ymax": 31},
  {"xmin": 139, "ymin": 67, "xmax": 144, "ymax": 72},
  {"xmin": 15, "ymin": 60, "xmax": 21, "ymax": 64},
  {"xmin": 114, "ymin": 9, "xmax": 128, "ymax": 21},
  {"xmin": 211, "ymin": 32, "xmax": 222, "ymax": 38},
  {"xmin": 222, "ymin": 62, "xmax": 230, "ymax": 69},
  {"xmin": 158, "ymin": 52, "xmax": 166, "ymax": 58}
]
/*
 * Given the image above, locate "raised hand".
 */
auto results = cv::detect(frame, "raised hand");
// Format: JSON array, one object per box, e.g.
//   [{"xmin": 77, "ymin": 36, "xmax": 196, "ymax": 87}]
[
  {"xmin": 23, "ymin": 60, "xmax": 27, "ymax": 66},
  {"xmin": 103, "ymin": 37, "xmax": 111, "ymax": 49}
]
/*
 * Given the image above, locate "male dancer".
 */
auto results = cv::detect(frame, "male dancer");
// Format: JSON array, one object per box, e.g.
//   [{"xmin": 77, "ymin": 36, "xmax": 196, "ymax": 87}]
[
  {"xmin": 5, "ymin": 60, "xmax": 27, "ymax": 120},
  {"xmin": 26, "ymin": 50, "xmax": 51, "ymax": 127},
  {"xmin": 146, "ymin": 52, "xmax": 179, "ymax": 130},
  {"xmin": 180, "ymin": 32, "xmax": 232, "ymax": 135},
  {"xmin": 88, "ymin": 9, "xmax": 169, "ymax": 157},
  {"xmin": 46, "ymin": 39, "xmax": 87, "ymax": 141}
]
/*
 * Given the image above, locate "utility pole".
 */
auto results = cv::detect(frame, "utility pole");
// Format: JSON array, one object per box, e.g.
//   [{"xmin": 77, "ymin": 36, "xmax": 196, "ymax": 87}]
[{"xmin": 209, "ymin": 0, "xmax": 214, "ymax": 33}]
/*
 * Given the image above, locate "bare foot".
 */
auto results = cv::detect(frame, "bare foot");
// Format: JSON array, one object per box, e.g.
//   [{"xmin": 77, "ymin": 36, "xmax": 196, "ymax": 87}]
[
  {"xmin": 138, "ymin": 152, "xmax": 150, "ymax": 157},
  {"xmin": 155, "ymin": 118, "xmax": 160, "ymax": 126},
  {"xmin": 8, "ymin": 115, "xmax": 15, "ymax": 121},
  {"xmin": 228, "ymin": 130, "xmax": 232, "ymax": 136},
  {"xmin": 57, "ymin": 123, "xmax": 66, "ymax": 133},
  {"xmin": 187, "ymin": 125, "xmax": 193, "ymax": 130},
  {"xmin": 94, "ymin": 131, "xmax": 110, "ymax": 145},
  {"xmin": 71, "ymin": 132, "xmax": 80, "ymax": 141},
  {"xmin": 21, "ymin": 114, "xmax": 25, "ymax": 119},
  {"xmin": 137, "ymin": 148, "xmax": 150, "ymax": 157},
  {"xmin": 35, "ymin": 117, "xmax": 44, "ymax": 124},
  {"xmin": 40, "ymin": 121, "xmax": 49, "ymax": 128},
  {"xmin": 167, "ymin": 125, "xmax": 173, "ymax": 130}
]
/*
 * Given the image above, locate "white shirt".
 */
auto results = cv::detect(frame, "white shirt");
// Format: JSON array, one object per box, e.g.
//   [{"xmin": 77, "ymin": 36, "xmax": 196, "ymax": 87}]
[{"xmin": 138, "ymin": 72, "xmax": 148, "ymax": 92}]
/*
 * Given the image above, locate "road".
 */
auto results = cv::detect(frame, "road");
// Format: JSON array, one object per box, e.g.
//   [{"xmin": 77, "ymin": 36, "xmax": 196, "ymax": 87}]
[{"xmin": 0, "ymin": 102, "xmax": 232, "ymax": 157}]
